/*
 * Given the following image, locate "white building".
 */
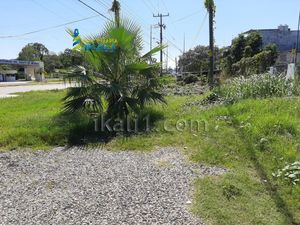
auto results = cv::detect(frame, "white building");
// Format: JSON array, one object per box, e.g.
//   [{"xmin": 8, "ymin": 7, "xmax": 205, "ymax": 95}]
[{"xmin": 0, "ymin": 59, "xmax": 44, "ymax": 82}]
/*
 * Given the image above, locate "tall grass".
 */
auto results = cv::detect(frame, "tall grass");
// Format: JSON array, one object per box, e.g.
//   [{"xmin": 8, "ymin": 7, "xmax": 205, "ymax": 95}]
[{"xmin": 216, "ymin": 74, "xmax": 300, "ymax": 103}]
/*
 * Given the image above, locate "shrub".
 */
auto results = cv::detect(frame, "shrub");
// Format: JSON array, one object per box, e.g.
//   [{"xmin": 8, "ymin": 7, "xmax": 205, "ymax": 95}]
[
  {"xmin": 183, "ymin": 74, "xmax": 199, "ymax": 84},
  {"xmin": 158, "ymin": 75, "xmax": 176, "ymax": 85},
  {"xmin": 215, "ymin": 74, "xmax": 300, "ymax": 103}
]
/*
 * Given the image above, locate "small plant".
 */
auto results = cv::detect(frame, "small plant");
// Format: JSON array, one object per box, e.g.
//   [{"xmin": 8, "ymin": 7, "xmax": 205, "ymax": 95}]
[
  {"xmin": 222, "ymin": 184, "xmax": 242, "ymax": 200},
  {"xmin": 273, "ymin": 161, "xmax": 300, "ymax": 186},
  {"xmin": 256, "ymin": 137, "xmax": 271, "ymax": 152}
]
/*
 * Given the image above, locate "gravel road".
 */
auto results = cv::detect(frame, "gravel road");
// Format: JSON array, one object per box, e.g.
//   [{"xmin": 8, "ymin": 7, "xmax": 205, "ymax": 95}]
[{"xmin": 0, "ymin": 147, "xmax": 226, "ymax": 225}]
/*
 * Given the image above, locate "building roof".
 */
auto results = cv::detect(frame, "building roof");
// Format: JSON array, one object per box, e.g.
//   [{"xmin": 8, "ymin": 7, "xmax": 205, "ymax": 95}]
[
  {"xmin": 0, "ymin": 59, "xmax": 41, "ymax": 66},
  {"xmin": 244, "ymin": 25, "xmax": 297, "ymax": 34}
]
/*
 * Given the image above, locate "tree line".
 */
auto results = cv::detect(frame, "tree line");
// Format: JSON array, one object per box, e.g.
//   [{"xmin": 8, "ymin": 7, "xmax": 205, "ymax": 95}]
[
  {"xmin": 17, "ymin": 43, "xmax": 84, "ymax": 75},
  {"xmin": 178, "ymin": 32, "xmax": 278, "ymax": 78}
]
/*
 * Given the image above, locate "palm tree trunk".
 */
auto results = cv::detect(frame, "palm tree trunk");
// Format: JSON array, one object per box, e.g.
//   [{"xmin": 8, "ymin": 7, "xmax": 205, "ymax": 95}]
[{"xmin": 208, "ymin": 6, "xmax": 214, "ymax": 89}]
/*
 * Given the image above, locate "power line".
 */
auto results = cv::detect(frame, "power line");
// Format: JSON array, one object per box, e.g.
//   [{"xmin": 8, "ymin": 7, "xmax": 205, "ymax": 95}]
[
  {"xmin": 141, "ymin": 0, "xmax": 157, "ymax": 13},
  {"xmin": 171, "ymin": 10, "xmax": 202, "ymax": 24},
  {"xmin": 165, "ymin": 37, "xmax": 183, "ymax": 53},
  {"xmin": 189, "ymin": 12, "xmax": 208, "ymax": 49},
  {"xmin": 31, "ymin": 0, "xmax": 65, "ymax": 19},
  {"xmin": 94, "ymin": 0, "xmax": 110, "ymax": 9},
  {"xmin": 160, "ymin": 0, "xmax": 169, "ymax": 14},
  {"xmin": 77, "ymin": 0, "xmax": 113, "ymax": 22},
  {"xmin": 56, "ymin": 1, "xmax": 102, "ymax": 29},
  {"xmin": 0, "ymin": 15, "xmax": 100, "ymax": 39}
]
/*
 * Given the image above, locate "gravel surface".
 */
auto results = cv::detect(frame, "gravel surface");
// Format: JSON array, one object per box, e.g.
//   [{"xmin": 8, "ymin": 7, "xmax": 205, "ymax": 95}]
[
  {"xmin": 161, "ymin": 82, "xmax": 208, "ymax": 96},
  {"xmin": 0, "ymin": 147, "xmax": 226, "ymax": 225}
]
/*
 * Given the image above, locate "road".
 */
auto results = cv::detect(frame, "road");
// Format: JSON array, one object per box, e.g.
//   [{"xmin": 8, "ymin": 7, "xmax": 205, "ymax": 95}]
[{"xmin": 0, "ymin": 83, "xmax": 71, "ymax": 98}]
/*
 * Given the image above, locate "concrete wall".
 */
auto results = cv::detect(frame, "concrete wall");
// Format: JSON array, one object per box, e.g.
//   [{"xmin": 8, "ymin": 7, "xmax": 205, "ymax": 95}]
[
  {"xmin": 258, "ymin": 29, "xmax": 298, "ymax": 52},
  {"xmin": 277, "ymin": 52, "xmax": 300, "ymax": 64},
  {"xmin": 24, "ymin": 67, "xmax": 35, "ymax": 81}
]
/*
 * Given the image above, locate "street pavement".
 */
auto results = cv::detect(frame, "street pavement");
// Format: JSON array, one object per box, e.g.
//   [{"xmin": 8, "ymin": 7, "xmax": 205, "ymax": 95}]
[{"xmin": 0, "ymin": 82, "xmax": 71, "ymax": 98}]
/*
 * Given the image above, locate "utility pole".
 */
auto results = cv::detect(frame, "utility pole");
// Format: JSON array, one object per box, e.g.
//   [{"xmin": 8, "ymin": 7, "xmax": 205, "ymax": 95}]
[
  {"xmin": 295, "ymin": 10, "xmax": 300, "ymax": 65},
  {"xmin": 175, "ymin": 57, "xmax": 178, "ymax": 73},
  {"xmin": 153, "ymin": 13, "xmax": 169, "ymax": 76}
]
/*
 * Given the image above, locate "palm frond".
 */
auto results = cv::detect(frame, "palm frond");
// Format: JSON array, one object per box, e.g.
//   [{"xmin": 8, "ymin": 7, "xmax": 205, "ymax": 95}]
[{"xmin": 141, "ymin": 45, "xmax": 167, "ymax": 60}]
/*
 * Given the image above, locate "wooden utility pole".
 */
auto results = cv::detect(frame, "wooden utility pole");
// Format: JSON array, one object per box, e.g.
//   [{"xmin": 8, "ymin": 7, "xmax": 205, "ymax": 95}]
[
  {"xmin": 153, "ymin": 13, "xmax": 169, "ymax": 76},
  {"xmin": 205, "ymin": 0, "xmax": 215, "ymax": 89}
]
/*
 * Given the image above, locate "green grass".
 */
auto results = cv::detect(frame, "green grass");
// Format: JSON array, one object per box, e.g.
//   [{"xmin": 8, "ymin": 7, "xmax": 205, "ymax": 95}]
[
  {"xmin": 0, "ymin": 90, "xmax": 300, "ymax": 224},
  {"xmin": 0, "ymin": 90, "xmax": 92, "ymax": 150}
]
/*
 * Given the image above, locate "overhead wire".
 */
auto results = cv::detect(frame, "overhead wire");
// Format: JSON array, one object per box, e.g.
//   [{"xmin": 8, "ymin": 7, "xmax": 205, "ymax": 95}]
[
  {"xmin": 0, "ymin": 15, "xmax": 100, "ymax": 39},
  {"xmin": 189, "ymin": 11, "xmax": 208, "ymax": 49},
  {"xmin": 141, "ymin": 0, "xmax": 157, "ymax": 13},
  {"xmin": 77, "ymin": 0, "xmax": 113, "ymax": 22},
  {"xmin": 30, "ymin": 0, "xmax": 66, "ymax": 20},
  {"xmin": 171, "ymin": 10, "xmax": 202, "ymax": 24}
]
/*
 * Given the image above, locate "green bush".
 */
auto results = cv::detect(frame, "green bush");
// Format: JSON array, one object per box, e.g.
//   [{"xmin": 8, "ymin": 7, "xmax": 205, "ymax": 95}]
[
  {"xmin": 215, "ymin": 74, "xmax": 300, "ymax": 103},
  {"xmin": 158, "ymin": 75, "xmax": 176, "ymax": 85},
  {"xmin": 183, "ymin": 74, "xmax": 199, "ymax": 84}
]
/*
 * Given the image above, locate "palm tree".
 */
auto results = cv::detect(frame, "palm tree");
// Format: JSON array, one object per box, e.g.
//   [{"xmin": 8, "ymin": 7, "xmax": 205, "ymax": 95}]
[
  {"xmin": 64, "ymin": 19, "xmax": 165, "ymax": 122},
  {"xmin": 111, "ymin": 0, "xmax": 121, "ymax": 27},
  {"xmin": 204, "ymin": 0, "xmax": 216, "ymax": 89}
]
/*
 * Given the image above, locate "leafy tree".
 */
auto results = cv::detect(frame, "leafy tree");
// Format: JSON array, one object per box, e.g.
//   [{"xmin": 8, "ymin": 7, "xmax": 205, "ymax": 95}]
[
  {"xmin": 63, "ymin": 18, "xmax": 165, "ymax": 121},
  {"xmin": 178, "ymin": 45, "xmax": 221, "ymax": 75},
  {"xmin": 264, "ymin": 44, "xmax": 278, "ymax": 65},
  {"xmin": 18, "ymin": 44, "xmax": 39, "ymax": 61},
  {"xmin": 32, "ymin": 43, "xmax": 49, "ymax": 61},
  {"xmin": 59, "ymin": 48, "xmax": 84, "ymax": 68},
  {"xmin": 243, "ymin": 46, "xmax": 253, "ymax": 58},
  {"xmin": 18, "ymin": 43, "xmax": 49, "ymax": 61},
  {"xmin": 245, "ymin": 32, "xmax": 262, "ymax": 56},
  {"xmin": 43, "ymin": 54, "xmax": 63, "ymax": 73},
  {"xmin": 231, "ymin": 34, "xmax": 246, "ymax": 62},
  {"xmin": 222, "ymin": 32, "xmax": 277, "ymax": 76}
]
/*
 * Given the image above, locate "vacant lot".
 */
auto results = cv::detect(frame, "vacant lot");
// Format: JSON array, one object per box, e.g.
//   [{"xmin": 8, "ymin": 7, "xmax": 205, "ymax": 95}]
[{"xmin": 0, "ymin": 91, "xmax": 299, "ymax": 224}]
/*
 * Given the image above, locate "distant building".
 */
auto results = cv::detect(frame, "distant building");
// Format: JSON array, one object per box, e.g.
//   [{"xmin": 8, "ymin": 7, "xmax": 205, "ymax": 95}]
[
  {"xmin": 0, "ymin": 70, "xmax": 18, "ymax": 82},
  {"xmin": 245, "ymin": 25, "xmax": 299, "ymax": 52},
  {"xmin": 0, "ymin": 59, "xmax": 44, "ymax": 82}
]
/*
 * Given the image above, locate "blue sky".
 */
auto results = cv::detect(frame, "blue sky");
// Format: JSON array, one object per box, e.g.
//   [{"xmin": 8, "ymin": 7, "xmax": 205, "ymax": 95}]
[{"xmin": 0, "ymin": 0, "xmax": 299, "ymax": 67}]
